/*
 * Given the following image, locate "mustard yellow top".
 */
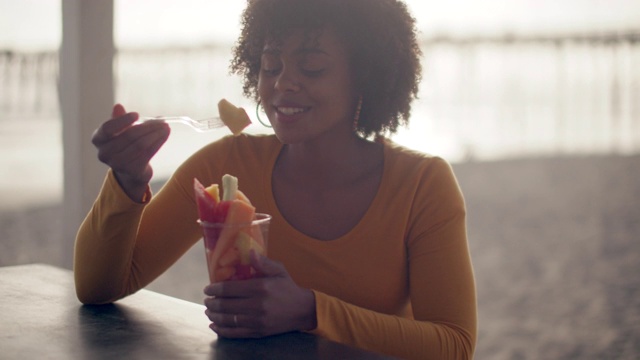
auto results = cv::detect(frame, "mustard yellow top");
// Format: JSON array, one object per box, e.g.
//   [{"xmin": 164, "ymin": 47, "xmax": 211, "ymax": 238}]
[{"xmin": 74, "ymin": 134, "xmax": 477, "ymax": 359}]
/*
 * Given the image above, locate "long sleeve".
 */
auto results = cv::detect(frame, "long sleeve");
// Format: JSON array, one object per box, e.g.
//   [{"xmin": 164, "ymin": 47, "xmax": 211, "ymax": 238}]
[
  {"xmin": 270, "ymin": 151, "xmax": 477, "ymax": 359},
  {"xmin": 309, "ymin": 185, "xmax": 476, "ymax": 359},
  {"xmin": 73, "ymin": 134, "xmax": 277, "ymax": 304},
  {"xmin": 73, "ymin": 168, "xmax": 203, "ymax": 304},
  {"xmin": 74, "ymin": 134, "xmax": 477, "ymax": 359},
  {"xmin": 73, "ymin": 170, "xmax": 148, "ymax": 304}
]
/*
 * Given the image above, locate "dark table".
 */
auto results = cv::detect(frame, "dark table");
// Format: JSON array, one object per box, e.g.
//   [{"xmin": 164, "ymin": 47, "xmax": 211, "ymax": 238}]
[{"xmin": 0, "ymin": 264, "xmax": 393, "ymax": 359}]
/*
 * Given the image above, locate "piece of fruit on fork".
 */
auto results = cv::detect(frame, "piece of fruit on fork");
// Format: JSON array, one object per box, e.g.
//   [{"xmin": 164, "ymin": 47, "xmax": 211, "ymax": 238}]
[{"xmin": 218, "ymin": 99, "xmax": 252, "ymax": 136}]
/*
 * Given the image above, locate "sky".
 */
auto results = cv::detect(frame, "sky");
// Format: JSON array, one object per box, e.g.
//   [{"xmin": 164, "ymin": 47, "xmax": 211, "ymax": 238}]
[{"xmin": 1, "ymin": 0, "xmax": 640, "ymax": 50}]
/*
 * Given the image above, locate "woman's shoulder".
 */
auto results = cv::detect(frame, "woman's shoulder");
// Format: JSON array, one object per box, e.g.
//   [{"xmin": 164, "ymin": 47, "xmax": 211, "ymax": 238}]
[
  {"xmin": 382, "ymin": 138, "xmax": 453, "ymax": 174},
  {"xmin": 381, "ymin": 139, "xmax": 465, "ymax": 216}
]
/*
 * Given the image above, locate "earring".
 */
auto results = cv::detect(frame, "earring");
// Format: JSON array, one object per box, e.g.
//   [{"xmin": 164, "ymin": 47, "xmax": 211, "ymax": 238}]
[
  {"xmin": 353, "ymin": 96, "xmax": 363, "ymax": 132},
  {"xmin": 256, "ymin": 100, "xmax": 272, "ymax": 128}
]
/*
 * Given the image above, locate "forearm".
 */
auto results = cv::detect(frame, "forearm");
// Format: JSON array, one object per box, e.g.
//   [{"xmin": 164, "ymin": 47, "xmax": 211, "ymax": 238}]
[
  {"xmin": 309, "ymin": 291, "xmax": 475, "ymax": 360},
  {"xmin": 73, "ymin": 171, "xmax": 147, "ymax": 304}
]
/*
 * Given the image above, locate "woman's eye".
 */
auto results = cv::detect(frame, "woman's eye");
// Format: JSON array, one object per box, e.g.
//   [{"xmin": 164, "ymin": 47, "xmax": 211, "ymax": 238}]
[
  {"xmin": 261, "ymin": 66, "xmax": 281, "ymax": 76},
  {"xmin": 260, "ymin": 54, "xmax": 281, "ymax": 76},
  {"xmin": 299, "ymin": 57, "xmax": 327, "ymax": 77}
]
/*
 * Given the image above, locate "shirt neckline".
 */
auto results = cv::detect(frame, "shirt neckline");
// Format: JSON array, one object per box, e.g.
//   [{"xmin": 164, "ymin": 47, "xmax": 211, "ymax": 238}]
[{"xmin": 262, "ymin": 136, "xmax": 390, "ymax": 243}]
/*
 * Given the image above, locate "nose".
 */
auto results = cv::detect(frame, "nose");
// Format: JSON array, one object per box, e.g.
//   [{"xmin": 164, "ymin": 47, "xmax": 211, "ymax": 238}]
[{"xmin": 274, "ymin": 67, "xmax": 301, "ymax": 92}]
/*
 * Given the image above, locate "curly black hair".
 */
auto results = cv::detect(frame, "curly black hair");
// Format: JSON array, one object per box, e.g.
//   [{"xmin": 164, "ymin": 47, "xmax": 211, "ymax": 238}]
[{"xmin": 230, "ymin": 0, "xmax": 422, "ymax": 138}]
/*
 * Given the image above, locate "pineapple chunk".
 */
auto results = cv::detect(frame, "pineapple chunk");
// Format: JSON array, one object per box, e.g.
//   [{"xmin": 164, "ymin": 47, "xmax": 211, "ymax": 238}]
[
  {"xmin": 205, "ymin": 183, "xmax": 220, "ymax": 203},
  {"xmin": 235, "ymin": 231, "xmax": 265, "ymax": 265},
  {"xmin": 218, "ymin": 99, "xmax": 251, "ymax": 136}
]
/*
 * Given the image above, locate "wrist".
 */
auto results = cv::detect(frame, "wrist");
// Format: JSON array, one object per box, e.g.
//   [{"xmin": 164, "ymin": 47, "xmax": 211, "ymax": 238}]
[
  {"xmin": 299, "ymin": 289, "xmax": 318, "ymax": 331},
  {"xmin": 113, "ymin": 171, "xmax": 150, "ymax": 203}
]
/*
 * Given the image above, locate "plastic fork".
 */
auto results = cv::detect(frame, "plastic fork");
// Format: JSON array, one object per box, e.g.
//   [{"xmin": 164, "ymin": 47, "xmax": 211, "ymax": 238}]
[{"xmin": 135, "ymin": 116, "xmax": 225, "ymax": 133}]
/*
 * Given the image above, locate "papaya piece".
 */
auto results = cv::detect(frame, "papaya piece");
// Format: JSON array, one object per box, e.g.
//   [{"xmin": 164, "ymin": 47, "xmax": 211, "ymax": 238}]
[
  {"xmin": 218, "ymin": 246, "xmax": 240, "ymax": 267},
  {"xmin": 214, "ymin": 266, "xmax": 236, "ymax": 282},
  {"xmin": 208, "ymin": 200, "xmax": 256, "ymax": 270}
]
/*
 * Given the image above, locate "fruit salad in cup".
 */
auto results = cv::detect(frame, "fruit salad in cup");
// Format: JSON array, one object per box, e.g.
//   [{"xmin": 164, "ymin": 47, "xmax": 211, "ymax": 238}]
[{"xmin": 194, "ymin": 175, "xmax": 270, "ymax": 282}]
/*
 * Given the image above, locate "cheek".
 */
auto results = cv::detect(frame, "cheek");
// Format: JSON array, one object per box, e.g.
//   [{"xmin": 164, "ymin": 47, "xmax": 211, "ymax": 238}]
[
  {"xmin": 257, "ymin": 76, "xmax": 267, "ymax": 98},
  {"xmin": 256, "ymin": 77, "xmax": 273, "ymax": 116},
  {"xmin": 257, "ymin": 73, "xmax": 274, "ymax": 97},
  {"xmin": 320, "ymin": 80, "xmax": 356, "ymax": 115}
]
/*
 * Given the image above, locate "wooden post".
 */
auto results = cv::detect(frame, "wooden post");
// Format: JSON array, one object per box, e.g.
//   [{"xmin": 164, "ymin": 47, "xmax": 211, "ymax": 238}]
[{"xmin": 60, "ymin": 0, "xmax": 114, "ymax": 268}]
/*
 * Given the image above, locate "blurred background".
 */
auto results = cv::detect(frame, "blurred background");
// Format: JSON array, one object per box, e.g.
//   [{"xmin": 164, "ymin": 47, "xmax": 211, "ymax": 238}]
[{"xmin": 1, "ymin": 0, "xmax": 638, "ymax": 358}]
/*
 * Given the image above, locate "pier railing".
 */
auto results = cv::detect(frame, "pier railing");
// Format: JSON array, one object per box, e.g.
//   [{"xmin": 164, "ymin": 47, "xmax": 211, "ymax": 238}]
[{"xmin": 1, "ymin": 32, "xmax": 638, "ymax": 160}]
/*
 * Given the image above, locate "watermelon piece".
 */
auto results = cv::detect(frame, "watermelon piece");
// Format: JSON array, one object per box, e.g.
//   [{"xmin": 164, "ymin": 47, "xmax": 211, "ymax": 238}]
[{"xmin": 194, "ymin": 178, "xmax": 218, "ymax": 222}]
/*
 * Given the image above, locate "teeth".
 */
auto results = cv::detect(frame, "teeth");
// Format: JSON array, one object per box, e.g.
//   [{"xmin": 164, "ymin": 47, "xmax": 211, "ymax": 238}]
[{"xmin": 277, "ymin": 107, "xmax": 305, "ymax": 115}]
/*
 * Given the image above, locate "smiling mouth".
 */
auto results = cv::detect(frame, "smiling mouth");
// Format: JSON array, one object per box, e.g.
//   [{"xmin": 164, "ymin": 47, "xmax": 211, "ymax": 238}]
[{"xmin": 276, "ymin": 106, "xmax": 310, "ymax": 116}]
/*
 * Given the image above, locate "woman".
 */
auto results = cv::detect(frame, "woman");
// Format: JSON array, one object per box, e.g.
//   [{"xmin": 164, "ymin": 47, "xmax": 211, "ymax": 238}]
[{"xmin": 74, "ymin": 0, "xmax": 477, "ymax": 358}]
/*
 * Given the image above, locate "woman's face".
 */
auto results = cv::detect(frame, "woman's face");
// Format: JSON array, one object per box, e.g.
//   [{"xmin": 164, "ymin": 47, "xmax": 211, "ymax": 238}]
[{"xmin": 257, "ymin": 26, "xmax": 358, "ymax": 145}]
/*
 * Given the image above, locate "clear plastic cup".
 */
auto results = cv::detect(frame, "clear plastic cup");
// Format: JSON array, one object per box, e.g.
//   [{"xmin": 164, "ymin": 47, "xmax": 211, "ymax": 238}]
[{"xmin": 198, "ymin": 213, "xmax": 271, "ymax": 283}]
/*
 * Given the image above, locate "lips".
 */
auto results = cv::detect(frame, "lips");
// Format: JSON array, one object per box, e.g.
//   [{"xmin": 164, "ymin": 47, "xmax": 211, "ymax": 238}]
[
  {"xmin": 276, "ymin": 106, "xmax": 307, "ymax": 115},
  {"xmin": 272, "ymin": 102, "xmax": 311, "ymax": 124}
]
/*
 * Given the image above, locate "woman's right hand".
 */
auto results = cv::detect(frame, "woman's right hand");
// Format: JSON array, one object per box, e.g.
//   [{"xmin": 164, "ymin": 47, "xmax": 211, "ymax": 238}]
[{"xmin": 91, "ymin": 104, "xmax": 171, "ymax": 202}]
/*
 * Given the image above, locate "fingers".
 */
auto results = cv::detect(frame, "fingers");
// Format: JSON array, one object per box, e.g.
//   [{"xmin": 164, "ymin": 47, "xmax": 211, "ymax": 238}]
[
  {"xmin": 204, "ymin": 279, "xmax": 266, "ymax": 299},
  {"xmin": 93, "ymin": 108, "xmax": 140, "ymax": 146},
  {"xmin": 202, "ymin": 256, "xmax": 287, "ymax": 299},
  {"xmin": 93, "ymin": 118, "xmax": 170, "ymax": 174},
  {"xmin": 204, "ymin": 297, "xmax": 266, "ymax": 338},
  {"xmin": 205, "ymin": 311, "xmax": 267, "ymax": 339},
  {"xmin": 201, "ymin": 257, "xmax": 295, "ymax": 339},
  {"xmin": 98, "ymin": 123, "xmax": 169, "ymax": 163},
  {"xmin": 204, "ymin": 309, "xmax": 253, "ymax": 327},
  {"xmin": 205, "ymin": 312, "xmax": 242, "ymax": 328},
  {"xmin": 112, "ymin": 103, "xmax": 127, "ymax": 118},
  {"xmin": 202, "ymin": 280, "xmax": 278, "ymax": 339},
  {"xmin": 204, "ymin": 296, "xmax": 258, "ymax": 315}
]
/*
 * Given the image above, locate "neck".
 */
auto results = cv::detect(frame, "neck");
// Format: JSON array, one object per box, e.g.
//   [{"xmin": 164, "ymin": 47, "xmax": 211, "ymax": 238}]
[{"xmin": 276, "ymin": 132, "xmax": 381, "ymax": 186}]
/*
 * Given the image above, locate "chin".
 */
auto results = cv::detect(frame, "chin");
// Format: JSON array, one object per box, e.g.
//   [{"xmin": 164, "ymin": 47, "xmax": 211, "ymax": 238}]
[
  {"xmin": 272, "ymin": 131, "xmax": 306, "ymax": 145},
  {"xmin": 270, "ymin": 121, "xmax": 305, "ymax": 145}
]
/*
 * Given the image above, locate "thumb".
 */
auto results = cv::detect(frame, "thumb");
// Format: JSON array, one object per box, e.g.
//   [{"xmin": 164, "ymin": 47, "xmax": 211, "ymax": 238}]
[
  {"xmin": 250, "ymin": 250, "xmax": 286, "ymax": 278},
  {"xmin": 112, "ymin": 103, "xmax": 127, "ymax": 118}
]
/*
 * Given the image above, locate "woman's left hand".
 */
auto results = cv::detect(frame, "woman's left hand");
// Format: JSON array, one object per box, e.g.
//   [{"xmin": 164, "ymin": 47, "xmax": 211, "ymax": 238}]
[{"xmin": 203, "ymin": 251, "xmax": 317, "ymax": 338}]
